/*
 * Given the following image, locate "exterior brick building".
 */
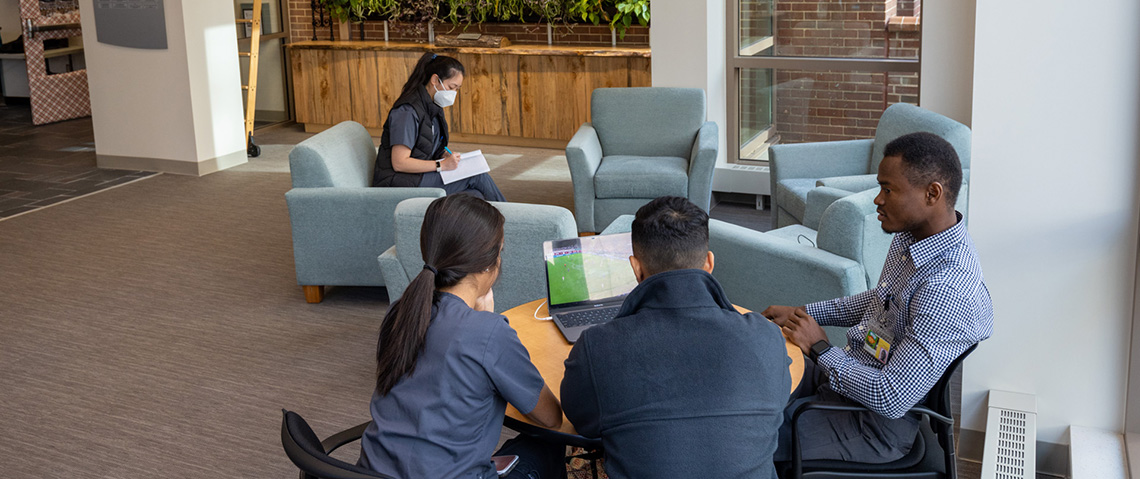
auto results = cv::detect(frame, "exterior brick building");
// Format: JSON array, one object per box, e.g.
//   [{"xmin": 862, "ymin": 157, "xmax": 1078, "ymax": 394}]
[{"xmin": 740, "ymin": 0, "xmax": 921, "ymax": 154}]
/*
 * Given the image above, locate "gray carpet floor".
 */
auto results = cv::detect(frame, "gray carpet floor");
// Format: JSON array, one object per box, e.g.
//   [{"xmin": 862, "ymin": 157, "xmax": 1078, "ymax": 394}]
[{"xmin": 0, "ymin": 166, "xmax": 384, "ymax": 477}]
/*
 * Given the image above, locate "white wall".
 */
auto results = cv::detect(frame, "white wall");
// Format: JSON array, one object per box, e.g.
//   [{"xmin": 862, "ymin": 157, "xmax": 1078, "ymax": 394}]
[
  {"xmin": 180, "ymin": 0, "xmax": 245, "ymax": 163},
  {"xmin": 966, "ymin": 0, "xmax": 1140, "ymax": 444},
  {"xmin": 917, "ymin": 0, "xmax": 974, "ymax": 127},
  {"xmin": 79, "ymin": 0, "xmax": 245, "ymax": 172},
  {"xmin": 650, "ymin": 0, "xmax": 728, "ymax": 166},
  {"xmin": 0, "ymin": 0, "xmax": 18, "ymax": 44}
]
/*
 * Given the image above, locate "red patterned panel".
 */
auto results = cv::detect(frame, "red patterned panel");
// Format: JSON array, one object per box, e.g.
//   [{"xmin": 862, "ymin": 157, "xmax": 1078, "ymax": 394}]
[{"xmin": 20, "ymin": 0, "xmax": 90, "ymax": 125}]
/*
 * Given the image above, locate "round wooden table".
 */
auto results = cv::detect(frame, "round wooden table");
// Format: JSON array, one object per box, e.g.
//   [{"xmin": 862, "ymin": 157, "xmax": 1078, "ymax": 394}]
[{"xmin": 502, "ymin": 299, "xmax": 806, "ymax": 436}]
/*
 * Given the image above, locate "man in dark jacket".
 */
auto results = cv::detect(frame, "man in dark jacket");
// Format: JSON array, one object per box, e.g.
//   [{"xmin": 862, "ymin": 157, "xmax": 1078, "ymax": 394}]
[{"xmin": 561, "ymin": 196, "xmax": 792, "ymax": 479}]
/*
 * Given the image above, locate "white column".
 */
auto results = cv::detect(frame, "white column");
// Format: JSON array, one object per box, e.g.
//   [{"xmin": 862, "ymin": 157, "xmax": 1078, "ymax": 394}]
[
  {"xmin": 650, "ymin": 0, "xmax": 728, "ymax": 167},
  {"xmin": 918, "ymin": 0, "xmax": 975, "ymax": 127},
  {"xmin": 80, "ymin": 0, "xmax": 246, "ymax": 175}
]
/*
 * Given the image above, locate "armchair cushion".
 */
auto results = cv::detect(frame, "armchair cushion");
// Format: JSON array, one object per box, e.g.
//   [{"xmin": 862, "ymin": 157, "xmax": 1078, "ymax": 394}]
[{"xmin": 594, "ymin": 155, "xmax": 689, "ymax": 199}]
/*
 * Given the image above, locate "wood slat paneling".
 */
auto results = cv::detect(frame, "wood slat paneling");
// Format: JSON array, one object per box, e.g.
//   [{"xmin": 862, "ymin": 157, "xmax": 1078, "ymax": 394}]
[
  {"xmin": 290, "ymin": 46, "xmax": 651, "ymax": 145},
  {"xmin": 348, "ymin": 50, "xmax": 382, "ymax": 129}
]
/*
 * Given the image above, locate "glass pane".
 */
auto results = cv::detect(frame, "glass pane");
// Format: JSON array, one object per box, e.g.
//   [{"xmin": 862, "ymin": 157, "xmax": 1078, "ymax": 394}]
[
  {"xmin": 235, "ymin": 0, "xmax": 284, "ymax": 36},
  {"xmin": 738, "ymin": 0, "xmax": 921, "ymax": 59},
  {"xmin": 737, "ymin": 68, "xmax": 920, "ymax": 160},
  {"xmin": 739, "ymin": 0, "xmax": 776, "ymax": 56},
  {"xmin": 739, "ymin": 68, "xmax": 774, "ymax": 161}
]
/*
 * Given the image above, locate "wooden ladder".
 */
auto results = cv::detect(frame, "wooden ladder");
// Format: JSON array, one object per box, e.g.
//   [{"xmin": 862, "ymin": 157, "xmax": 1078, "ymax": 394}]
[{"xmin": 237, "ymin": 2, "xmax": 262, "ymax": 157}]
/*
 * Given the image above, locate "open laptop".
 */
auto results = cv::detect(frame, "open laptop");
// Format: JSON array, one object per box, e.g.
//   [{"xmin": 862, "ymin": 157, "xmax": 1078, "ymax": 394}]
[{"xmin": 542, "ymin": 233, "xmax": 638, "ymax": 343}]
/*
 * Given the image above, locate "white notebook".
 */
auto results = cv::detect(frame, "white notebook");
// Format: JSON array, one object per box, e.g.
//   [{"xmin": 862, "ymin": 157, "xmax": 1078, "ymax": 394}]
[{"xmin": 439, "ymin": 150, "xmax": 492, "ymax": 185}]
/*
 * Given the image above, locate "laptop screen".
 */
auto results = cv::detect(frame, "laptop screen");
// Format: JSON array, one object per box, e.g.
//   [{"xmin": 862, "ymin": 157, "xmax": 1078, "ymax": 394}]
[{"xmin": 543, "ymin": 233, "xmax": 638, "ymax": 307}]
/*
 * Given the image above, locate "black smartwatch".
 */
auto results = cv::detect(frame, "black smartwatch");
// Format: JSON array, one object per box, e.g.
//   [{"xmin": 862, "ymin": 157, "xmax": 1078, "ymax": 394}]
[
  {"xmin": 435, "ymin": 159, "xmax": 442, "ymax": 172},
  {"xmin": 809, "ymin": 340, "xmax": 832, "ymax": 363}
]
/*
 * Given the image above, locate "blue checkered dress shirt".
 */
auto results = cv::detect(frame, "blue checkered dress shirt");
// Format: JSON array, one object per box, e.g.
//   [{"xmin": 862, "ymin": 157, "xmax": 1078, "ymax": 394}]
[{"xmin": 805, "ymin": 214, "xmax": 993, "ymax": 419}]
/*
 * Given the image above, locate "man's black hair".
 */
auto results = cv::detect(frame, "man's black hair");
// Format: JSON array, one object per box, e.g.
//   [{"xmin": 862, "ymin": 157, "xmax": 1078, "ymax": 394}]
[
  {"xmin": 631, "ymin": 196, "xmax": 709, "ymax": 277},
  {"xmin": 883, "ymin": 132, "xmax": 963, "ymax": 208}
]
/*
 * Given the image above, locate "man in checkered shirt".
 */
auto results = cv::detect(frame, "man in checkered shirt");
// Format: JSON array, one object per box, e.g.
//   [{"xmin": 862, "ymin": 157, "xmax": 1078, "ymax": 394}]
[{"xmin": 765, "ymin": 131, "xmax": 993, "ymax": 463}]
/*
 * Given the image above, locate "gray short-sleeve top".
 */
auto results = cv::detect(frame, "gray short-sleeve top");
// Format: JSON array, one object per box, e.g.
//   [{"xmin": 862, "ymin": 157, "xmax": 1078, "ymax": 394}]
[
  {"xmin": 359, "ymin": 293, "xmax": 545, "ymax": 479},
  {"xmin": 389, "ymin": 104, "xmax": 443, "ymax": 157}
]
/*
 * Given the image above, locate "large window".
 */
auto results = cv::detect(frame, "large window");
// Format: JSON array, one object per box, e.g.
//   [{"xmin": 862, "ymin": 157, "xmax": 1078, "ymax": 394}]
[{"xmin": 728, "ymin": 0, "xmax": 922, "ymax": 163}]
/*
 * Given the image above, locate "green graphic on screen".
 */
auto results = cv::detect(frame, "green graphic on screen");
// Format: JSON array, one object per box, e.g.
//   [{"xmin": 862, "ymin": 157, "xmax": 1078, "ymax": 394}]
[{"xmin": 544, "ymin": 233, "xmax": 637, "ymax": 306}]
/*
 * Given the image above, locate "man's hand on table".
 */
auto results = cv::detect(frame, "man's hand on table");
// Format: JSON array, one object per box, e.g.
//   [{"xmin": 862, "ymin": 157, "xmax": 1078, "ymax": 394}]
[{"xmin": 762, "ymin": 305, "xmax": 828, "ymax": 355}]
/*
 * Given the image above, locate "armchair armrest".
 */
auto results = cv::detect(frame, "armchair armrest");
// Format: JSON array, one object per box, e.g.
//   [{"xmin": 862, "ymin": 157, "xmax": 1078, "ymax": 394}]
[
  {"xmin": 687, "ymin": 121, "xmax": 719, "ymax": 211},
  {"xmin": 566, "ymin": 123, "xmax": 603, "ymax": 232},
  {"xmin": 285, "ymin": 187, "xmax": 445, "ymax": 286},
  {"xmin": 815, "ymin": 173, "xmax": 878, "ymax": 193},
  {"xmin": 801, "ymin": 186, "xmax": 855, "ymax": 230},
  {"xmin": 708, "ymin": 220, "xmax": 868, "ymax": 313},
  {"xmin": 377, "ymin": 246, "xmax": 408, "ymax": 302},
  {"xmin": 769, "ymin": 139, "xmax": 874, "ymax": 202}
]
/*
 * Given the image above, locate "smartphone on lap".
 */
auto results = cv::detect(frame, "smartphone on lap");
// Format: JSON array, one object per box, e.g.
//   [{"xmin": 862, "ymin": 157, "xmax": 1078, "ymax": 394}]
[{"xmin": 492, "ymin": 455, "xmax": 519, "ymax": 477}]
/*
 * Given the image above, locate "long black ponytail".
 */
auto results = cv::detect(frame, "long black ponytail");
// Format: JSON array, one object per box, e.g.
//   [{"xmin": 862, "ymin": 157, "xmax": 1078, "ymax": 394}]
[
  {"xmin": 400, "ymin": 52, "xmax": 465, "ymax": 99},
  {"xmin": 375, "ymin": 194, "xmax": 504, "ymax": 396}
]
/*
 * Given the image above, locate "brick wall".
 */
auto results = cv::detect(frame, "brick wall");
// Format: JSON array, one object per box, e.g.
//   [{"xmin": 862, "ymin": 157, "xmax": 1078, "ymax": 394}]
[
  {"xmin": 738, "ymin": 0, "xmax": 921, "ymax": 151},
  {"xmin": 288, "ymin": 1, "xmax": 649, "ymax": 46}
]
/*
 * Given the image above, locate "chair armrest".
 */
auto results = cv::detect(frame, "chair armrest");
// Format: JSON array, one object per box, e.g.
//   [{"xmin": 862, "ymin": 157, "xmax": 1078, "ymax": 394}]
[
  {"xmin": 816, "ymin": 174, "xmax": 878, "ymax": 193},
  {"xmin": 285, "ymin": 187, "xmax": 445, "ymax": 286},
  {"xmin": 321, "ymin": 421, "xmax": 371, "ymax": 454},
  {"xmin": 708, "ymin": 220, "xmax": 868, "ymax": 313},
  {"xmin": 687, "ymin": 121, "xmax": 719, "ymax": 211},
  {"xmin": 769, "ymin": 139, "xmax": 874, "ymax": 201},
  {"xmin": 377, "ymin": 245, "xmax": 409, "ymax": 303},
  {"xmin": 566, "ymin": 123, "xmax": 603, "ymax": 232},
  {"xmin": 801, "ymin": 186, "xmax": 855, "ymax": 230}
]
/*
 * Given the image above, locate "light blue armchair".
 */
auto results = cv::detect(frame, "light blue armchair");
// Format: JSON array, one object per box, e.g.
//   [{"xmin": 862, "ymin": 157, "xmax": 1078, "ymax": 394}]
[
  {"xmin": 769, "ymin": 103, "xmax": 971, "ymax": 228},
  {"xmin": 602, "ymin": 187, "xmax": 889, "ymax": 345},
  {"xmin": 566, "ymin": 87, "xmax": 719, "ymax": 233},
  {"xmin": 377, "ymin": 197, "xmax": 578, "ymax": 313},
  {"xmin": 285, "ymin": 121, "xmax": 445, "ymax": 303}
]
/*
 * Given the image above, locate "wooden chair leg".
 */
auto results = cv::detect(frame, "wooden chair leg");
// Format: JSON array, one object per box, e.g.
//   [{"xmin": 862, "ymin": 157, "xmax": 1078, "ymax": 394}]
[{"xmin": 302, "ymin": 285, "xmax": 324, "ymax": 303}]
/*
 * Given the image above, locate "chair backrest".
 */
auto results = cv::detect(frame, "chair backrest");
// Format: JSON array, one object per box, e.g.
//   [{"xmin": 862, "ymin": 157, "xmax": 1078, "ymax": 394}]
[
  {"xmin": 289, "ymin": 121, "xmax": 377, "ymax": 188},
  {"xmin": 391, "ymin": 197, "xmax": 578, "ymax": 313},
  {"xmin": 280, "ymin": 410, "xmax": 391, "ymax": 479},
  {"xmin": 870, "ymin": 103, "xmax": 972, "ymax": 174},
  {"xmin": 590, "ymin": 87, "xmax": 706, "ymax": 158},
  {"xmin": 815, "ymin": 188, "xmax": 892, "ymax": 288},
  {"xmin": 924, "ymin": 344, "xmax": 978, "ymax": 417}
]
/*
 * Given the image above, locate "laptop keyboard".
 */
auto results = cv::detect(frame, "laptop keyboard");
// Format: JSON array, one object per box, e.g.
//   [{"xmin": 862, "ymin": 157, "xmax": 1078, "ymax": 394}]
[{"xmin": 558, "ymin": 308, "xmax": 619, "ymax": 327}]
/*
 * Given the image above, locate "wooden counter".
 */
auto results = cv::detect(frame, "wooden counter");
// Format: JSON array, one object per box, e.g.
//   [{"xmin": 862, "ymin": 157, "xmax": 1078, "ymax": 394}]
[{"xmin": 288, "ymin": 41, "xmax": 651, "ymax": 148}]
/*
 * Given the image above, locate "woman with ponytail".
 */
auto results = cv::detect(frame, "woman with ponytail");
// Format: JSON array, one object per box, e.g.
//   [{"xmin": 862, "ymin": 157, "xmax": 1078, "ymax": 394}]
[
  {"xmin": 359, "ymin": 194, "xmax": 565, "ymax": 479},
  {"xmin": 371, "ymin": 52, "xmax": 507, "ymax": 202}
]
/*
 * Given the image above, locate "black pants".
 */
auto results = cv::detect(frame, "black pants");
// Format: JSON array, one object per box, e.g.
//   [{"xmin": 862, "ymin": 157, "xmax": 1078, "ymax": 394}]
[
  {"xmin": 773, "ymin": 357, "xmax": 919, "ymax": 464},
  {"xmin": 420, "ymin": 171, "xmax": 507, "ymax": 202},
  {"xmin": 495, "ymin": 435, "xmax": 567, "ymax": 479}
]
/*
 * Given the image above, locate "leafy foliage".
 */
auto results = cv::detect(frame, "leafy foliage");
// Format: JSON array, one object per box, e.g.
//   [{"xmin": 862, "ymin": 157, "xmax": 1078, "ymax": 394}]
[{"xmin": 317, "ymin": 0, "xmax": 648, "ymax": 36}]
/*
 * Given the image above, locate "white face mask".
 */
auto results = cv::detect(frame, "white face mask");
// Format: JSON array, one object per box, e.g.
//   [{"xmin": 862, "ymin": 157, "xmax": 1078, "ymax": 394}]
[{"xmin": 432, "ymin": 77, "xmax": 457, "ymax": 108}]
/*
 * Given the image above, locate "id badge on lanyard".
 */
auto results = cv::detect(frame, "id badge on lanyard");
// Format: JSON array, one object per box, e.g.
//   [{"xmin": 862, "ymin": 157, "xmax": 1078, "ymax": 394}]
[{"xmin": 863, "ymin": 294, "xmax": 896, "ymax": 364}]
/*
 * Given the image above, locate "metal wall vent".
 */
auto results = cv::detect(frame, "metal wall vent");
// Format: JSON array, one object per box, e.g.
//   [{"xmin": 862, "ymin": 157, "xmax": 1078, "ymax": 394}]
[{"xmin": 982, "ymin": 390, "xmax": 1037, "ymax": 479}]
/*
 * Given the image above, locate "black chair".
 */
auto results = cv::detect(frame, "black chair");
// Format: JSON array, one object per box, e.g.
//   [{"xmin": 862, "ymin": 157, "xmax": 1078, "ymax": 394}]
[
  {"xmin": 280, "ymin": 409, "xmax": 392, "ymax": 479},
  {"xmin": 786, "ymin": 344, "xmax": 978, "ymax": 479}
]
